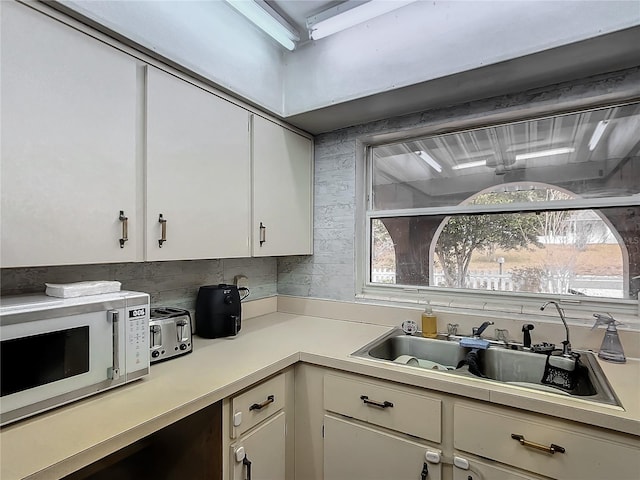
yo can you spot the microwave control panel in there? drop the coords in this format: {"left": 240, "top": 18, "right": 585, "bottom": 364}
{"left": 125, "top": 305, "right": 149, "bottom": 375}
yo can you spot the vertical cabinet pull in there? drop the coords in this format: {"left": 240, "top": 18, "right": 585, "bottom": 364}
{"left": 259, "top": 222, "right": 266, "bottom": 246}
{"left": 158, "top": 214, "right": 167, "bottom": 247}
{"left": 421, "top": 462, "right": 429, "bottom": 479}
{"left": 242, "top": 454, "right": 252, "bottom": 480}
{"left": 119, "top": 211, "right": 128, "bottom": 248}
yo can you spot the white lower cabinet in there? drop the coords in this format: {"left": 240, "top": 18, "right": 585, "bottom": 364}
{"left": 322, "top": 372, "right": 443, "bottom": 479}
{"left": 324, "top": 415, "right": 442, "bottom": 480}
{"left": 293, "top": 364, "right": 640, "bottom": 480}
{"left": 453, "top": 401, "right": 640, "bottom": 480}
{"left": 230, "top": 411, "right": 286, "bottom": 480}
{"left": 223, "top": 370, "right": 294, "bottom": 480}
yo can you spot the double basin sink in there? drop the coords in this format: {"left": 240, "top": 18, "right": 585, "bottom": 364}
{"left": 352, "top": 328, "right": 620, "bottom": 406}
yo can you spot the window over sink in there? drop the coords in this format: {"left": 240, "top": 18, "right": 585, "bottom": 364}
{"left": 363, "top": 101, "right": 640, "bottom": 318}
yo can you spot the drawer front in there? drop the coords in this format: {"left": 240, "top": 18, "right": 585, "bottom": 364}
{"left": 324, "top": 374, "right": 441, "bottom": 443}
{"left": 454, "top": 403, "right": 640, "bottom": 479}
{"left": 231, "top": 373, "right": 285, "bottom": 438}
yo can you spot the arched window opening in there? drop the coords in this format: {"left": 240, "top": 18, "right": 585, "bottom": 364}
{"left": 428, "top": 184, "right": 627, "bottom": 298}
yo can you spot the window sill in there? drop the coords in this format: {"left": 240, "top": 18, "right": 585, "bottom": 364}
{"left": 356, "top": 287, "right": 640, "bottom": 331}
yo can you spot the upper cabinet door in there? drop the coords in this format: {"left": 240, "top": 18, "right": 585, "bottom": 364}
{"left": 252, "top": 116, "right": 313, "bottom": 257}
{"left": 145, "top": 68, "right": 251, "bottom": 261}
{"left": 1, "top": 1, "right": 140, "bottom": 267}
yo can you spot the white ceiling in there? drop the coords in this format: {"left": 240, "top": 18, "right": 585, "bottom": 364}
{"left": 265, "top": 0, "right": 340, "bottom": 41}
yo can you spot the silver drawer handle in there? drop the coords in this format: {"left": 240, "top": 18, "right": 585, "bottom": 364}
{"left": 360, "top": 395, "right": 393, "bottom": 408}
{"left": 511, "top": 434, "right": 565, "bottom": 454}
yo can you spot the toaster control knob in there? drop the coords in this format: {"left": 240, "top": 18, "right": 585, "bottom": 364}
{"left": 179, "top": 343, "right": 187, "bottom": 351}
{"left": 224, "top": 295, "right": 233, "bottom": 305}
{"left": 151, "top": 350, "right": 160, "bottom": 358}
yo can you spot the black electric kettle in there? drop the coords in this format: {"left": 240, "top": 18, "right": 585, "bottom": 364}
{"left": 195, "top": 284, "right": 250, "bottom": 338}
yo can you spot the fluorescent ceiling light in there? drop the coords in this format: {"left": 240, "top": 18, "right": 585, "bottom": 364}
{"left": 588, "top": 120, "right": 610, "bottom": 151}
{"left": 451, "top": 160, "right": 487, "bottom": 170}
{"left": 515, "top": 147, "right": 575, "bottom": 161}
{"left": 226, "top": 0, "right": 299, "bottom": 50}
{"left": 307, "top": 0, "right": 417, "bottom": 40}
{"left": 415, "top": 151, "right": 442, "bottom": 173}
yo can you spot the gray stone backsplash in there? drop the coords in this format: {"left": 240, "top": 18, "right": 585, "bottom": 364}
{"left": 1, "top": 257, "right": 276, "bottom": 312}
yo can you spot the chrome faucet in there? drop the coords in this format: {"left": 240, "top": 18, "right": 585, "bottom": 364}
{"left": 540, "top": 301, "right": 572, "bottom": 357}
{"left": 472, "top": 321, "right": 494, "bottom": 338}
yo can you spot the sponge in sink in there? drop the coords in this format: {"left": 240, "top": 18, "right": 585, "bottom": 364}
{"left": 459, "top": 337, "right": 490, "bottom": 349}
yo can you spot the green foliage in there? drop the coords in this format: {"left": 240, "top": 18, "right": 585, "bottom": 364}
{"left": 435, "top": 191, "right": 543, "bottom": 287}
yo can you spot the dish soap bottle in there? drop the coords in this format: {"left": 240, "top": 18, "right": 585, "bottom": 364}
{"left": 592, "top": 313, "right": 626, "bottom": 363}
{"left": 422, "top": 303, "right": 438, "bottom": 338}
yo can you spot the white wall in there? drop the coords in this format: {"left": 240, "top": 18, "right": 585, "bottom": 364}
{"left": 57, "top": 0, "right": 640, "bottom": 123}
{"left": 59, "top": 0, "right": 285, "bottom": 113}
{"left": 283, "top": 0, "right": 640, "bottom": 115}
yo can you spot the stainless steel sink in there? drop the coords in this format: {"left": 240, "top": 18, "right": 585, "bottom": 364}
{"left": 352, "top": 328, "right": 620, "bottom": 406}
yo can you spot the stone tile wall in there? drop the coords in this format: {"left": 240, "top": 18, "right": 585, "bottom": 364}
{"left": 0, "top": 257, "right": 276, "bottom": 312}
{"left": 277, "top": 67, "right": 640, "bottom": 302}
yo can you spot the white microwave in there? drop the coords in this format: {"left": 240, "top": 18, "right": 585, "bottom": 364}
{"left": 0, "top": 291, "right": 150, "bottom": 426}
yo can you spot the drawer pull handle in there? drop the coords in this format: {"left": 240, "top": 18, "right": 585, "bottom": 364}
{"left": 511, "top": 434, "right": 566, "bottom": 454}
{"left": 249, "top": 395, "right": 274, "bottom": 411}
{"left": 360, "top": 395, "right": 394, "bottom": 409}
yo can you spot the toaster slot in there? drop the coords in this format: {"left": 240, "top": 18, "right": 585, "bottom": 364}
{"left": 150, "top": 324, "right": 162, "bottom": 348}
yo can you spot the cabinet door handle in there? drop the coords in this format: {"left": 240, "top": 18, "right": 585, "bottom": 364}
{"left": 119, "top": 211, "right": 128, "bottom": 248}
{"left": 360, "top": 395, "right": 393, "bottom": 408}
{"left": 242, "top": 454, "right": 252, "bottom": 480}
{"left": 158, "top": 214, "right": 167, "bottom": 247}
{"left": 249, "top": 394, "right": 274, "bottom": 411}
{"left": 259, "top": 222, "right": 266, "bottom": 246}
{"left": 511, "top": 434, "right": 565, "bottom": 454}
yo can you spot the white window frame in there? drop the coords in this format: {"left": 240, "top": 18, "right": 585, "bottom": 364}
{"left": 356, "top": 102, "right": 640, "bottom": 324}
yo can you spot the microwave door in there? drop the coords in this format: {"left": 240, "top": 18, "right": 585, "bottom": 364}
{"left": 0, "top": 308, "right": 123, "bottom": 419}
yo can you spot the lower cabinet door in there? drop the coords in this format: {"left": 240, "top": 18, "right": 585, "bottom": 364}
{"left": 230, "top": 411, "right": 286, "bottom": 480}
{"left": 453, "top": 454, "right": 544, "bottom": 480}
{"left": 324, "top": 414, "right": 442, "bottom": 480}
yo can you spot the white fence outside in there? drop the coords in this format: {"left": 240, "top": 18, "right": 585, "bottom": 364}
{"left": 371, "top": 269, "right": 513, "bottom": 290}
{"left": 370, "top": 269, "right": 621, "bottom": 296}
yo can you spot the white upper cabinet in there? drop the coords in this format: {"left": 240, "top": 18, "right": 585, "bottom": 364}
{"left": 145, "top": 67, "right": 251, "bottom": 261}
{"left": 252, "top": 116, "right": 313, "bottom": 257}
{"left": 1, "top": 1, "right": 140, "bottom": 267}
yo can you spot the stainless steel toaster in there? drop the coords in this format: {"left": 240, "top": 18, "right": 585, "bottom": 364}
{"left": 149, "top": 307, "right": 193, "bottom": 363}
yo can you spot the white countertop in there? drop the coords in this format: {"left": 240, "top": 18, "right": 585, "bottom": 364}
{"left": 1, "top": 311, "right": 639, "bottom": 479}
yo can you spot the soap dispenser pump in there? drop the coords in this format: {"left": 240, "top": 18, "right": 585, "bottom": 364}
{"left": 592, "top": 313, "right": 626, "bottom": 363}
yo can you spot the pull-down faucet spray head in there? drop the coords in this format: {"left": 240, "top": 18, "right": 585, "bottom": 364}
{"left": 540, "top": 300, "right": 572, "bottom": 357}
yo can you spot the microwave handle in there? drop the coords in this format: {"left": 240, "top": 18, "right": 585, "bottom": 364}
{"left": 108, "top": 310, "right": 120, "bottom": 380}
